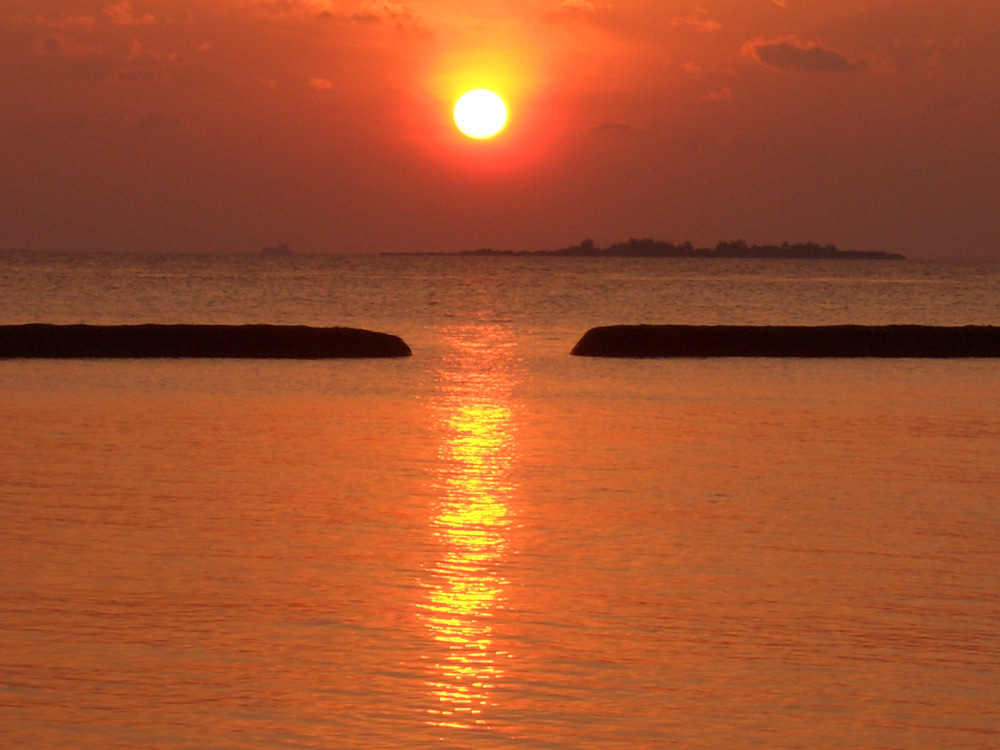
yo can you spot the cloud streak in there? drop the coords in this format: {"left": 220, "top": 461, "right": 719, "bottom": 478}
{"left": 743, "top": 37, "right": 868, "bottom": 72}
{"left": 559, "top": 0, "right": 597, "bottom": 13}
{"left": 104, "top": 1, "right": 155, "bottom": 27}
{"left": 702, "top": 86, "right": 733, "bottom": 101}
{"left": 673, "top": 11, "right": 721, "bottom": 33}
{"left": 352, "top": 1, "right": 411, "bottom": 24}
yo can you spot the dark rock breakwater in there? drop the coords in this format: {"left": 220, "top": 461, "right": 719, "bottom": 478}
{"left": 571, "top": 324, "right": 1000, "bottom": 358}
{"left": 0, "top": 324, "right": 412, "bottom": 359}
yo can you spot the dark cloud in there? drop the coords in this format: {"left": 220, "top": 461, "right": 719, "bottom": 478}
{"left": 746, "top": 39, "right": 868, "bottom": 73}
{"left": 257, "top": 0, "right": 309, "bottom": 13}
{"left": 351, "top": 1, "right": 411, "bottom": 24}
{"left": 31, "top": 33, "right": 106, "bottom": 66}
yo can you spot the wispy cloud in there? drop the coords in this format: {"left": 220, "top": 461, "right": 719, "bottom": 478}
{"left": 33, "top": 34, "right": 104, "bottom": 59}
{"left": 257, "top": 0, "right": 308, "bottom": 12}
{"left": 743, "top": 36, "right": 868, "bottom": 72}
{"left": 559, "top": 0, "right": 597, "bottom": 13}
{"left": 309, "top": 77, "right": 333, "bottom": 90}
{"left": 673, "top": 9, "right": 721, "bottom": 33}
{"left": 32, "top": 14, "right": 97, "bottom": 30}
{"left": 103, "top": 1, "right": 155, "bottom": 27}
{"left": 352, "top": 1, "right": 411, "bottom": 24}
{"left": 701, "top": 86, "right": 733, "bottom": 101}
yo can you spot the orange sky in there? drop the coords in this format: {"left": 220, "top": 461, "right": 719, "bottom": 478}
{"left": 2, "top": 1, "right": 998, "bottom": 257}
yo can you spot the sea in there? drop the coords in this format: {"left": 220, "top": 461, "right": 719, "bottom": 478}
{"left": 1, "top": 252, "right": 999, "bottom": 749}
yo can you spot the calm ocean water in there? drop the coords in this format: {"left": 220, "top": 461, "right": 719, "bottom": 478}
{"left": 2, "top": 253, "right": 999, "bottom": 748}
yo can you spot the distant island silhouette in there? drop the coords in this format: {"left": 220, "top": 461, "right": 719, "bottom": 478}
{"left": 392, "top": 238, "right": 904, "bottom": 260}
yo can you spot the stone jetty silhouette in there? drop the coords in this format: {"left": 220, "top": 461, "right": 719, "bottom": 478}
{"left": 0, "top": 324, "right": 411, "bottom": 359}
{"left": 571, "top": 325, "right": 1000, "bottom": 358}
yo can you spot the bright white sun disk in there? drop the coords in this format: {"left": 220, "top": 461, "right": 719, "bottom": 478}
{"left": 453, "top": 89, "right": 507, "bottom": 139}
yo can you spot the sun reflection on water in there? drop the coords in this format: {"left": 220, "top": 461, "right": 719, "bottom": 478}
{"left": 419, "top": 325, "right": 518, "bottom": 732}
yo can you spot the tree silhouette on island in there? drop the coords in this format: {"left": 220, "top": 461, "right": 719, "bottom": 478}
{"left": 457, "top": 238, "right": 904, "bottom": 260}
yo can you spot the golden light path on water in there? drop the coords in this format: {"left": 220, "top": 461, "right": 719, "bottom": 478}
{"left": 418, "top": 324, "right": 519, "bottom": 732}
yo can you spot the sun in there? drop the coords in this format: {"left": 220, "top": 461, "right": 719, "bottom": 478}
{"left": 453, "top": 89, "right": 507, "bottom": 139}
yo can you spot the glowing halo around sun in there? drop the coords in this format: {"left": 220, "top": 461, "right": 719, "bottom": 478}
{"left": 453, "top": 89, "right": 508, "bottom": 139}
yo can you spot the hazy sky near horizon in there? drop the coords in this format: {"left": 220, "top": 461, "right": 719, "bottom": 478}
{"left": 2, "top": 1, "right": 998, "bottom": 258}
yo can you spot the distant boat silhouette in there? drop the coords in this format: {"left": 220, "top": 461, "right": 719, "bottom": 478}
{"left": 262, "top": 243, "right": 293, "bottom": 256}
